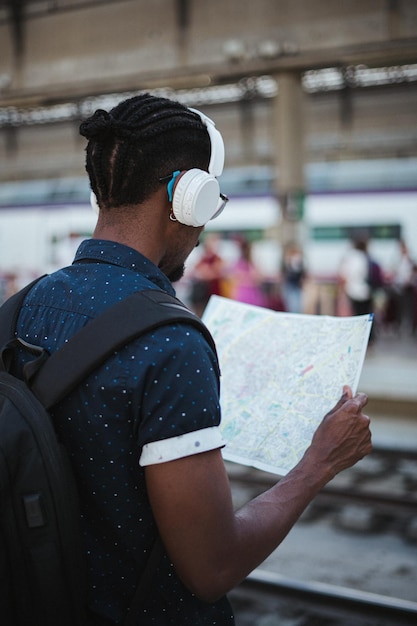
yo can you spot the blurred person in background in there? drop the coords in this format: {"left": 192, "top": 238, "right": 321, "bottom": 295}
{"left": 281, "top": 241, "right": 306, "bottom": 313}
{"left": 385, "top": 239, "right": 415, "bottom": 336}
{"left": 412, "top": 262, "right": 417, "bottom": 336}
{"left": 228, "top": 236, "right": 268, "bottom": 307}
{"left": 338, "top": 235, "right": 381, "bottom": 342}
{"left": 188, "top": 232, "right": 226, "bottom": 316}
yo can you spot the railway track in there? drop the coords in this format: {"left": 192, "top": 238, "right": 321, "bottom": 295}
{"left": 229, "top": 568, "right": 417, "bottom": 626}
{"left": 228, "top": 446, "right": 417, "bottom": 519}
{"left": 227, "top": 445, "right": 417, "bottom": 624}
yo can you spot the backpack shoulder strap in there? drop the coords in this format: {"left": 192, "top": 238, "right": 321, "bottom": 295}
{"left": 29, "top": 289, "right": 217, "bottom": 410}
{"left": 0, "top": 275, "right": 46, "bottom": 348}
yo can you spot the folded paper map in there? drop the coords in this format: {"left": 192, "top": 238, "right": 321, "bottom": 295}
{"left": 202, "top": 296, "right": 373, "bottom": 476}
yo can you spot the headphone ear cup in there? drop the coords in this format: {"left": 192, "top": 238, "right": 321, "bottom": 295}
{"left": 90, "top": 191, "right": 100, "bottom": 214}
{"left": 172, "top": 169, "right": 220, "bottom": 227}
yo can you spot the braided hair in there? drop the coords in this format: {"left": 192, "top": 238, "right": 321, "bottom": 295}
{"left": 79, "top": 93, "right": 211, "bottom": 209}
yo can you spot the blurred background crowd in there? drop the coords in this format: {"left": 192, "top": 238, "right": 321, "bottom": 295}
{"left": 176, "top": 232, "right": 417, "bottom": 344}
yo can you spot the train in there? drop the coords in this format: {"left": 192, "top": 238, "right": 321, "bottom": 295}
{"left": 0, "top": 158, "right": 416, "bottom": 294}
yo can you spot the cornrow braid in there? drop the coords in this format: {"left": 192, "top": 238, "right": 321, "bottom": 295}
{"left": 79, "top": 94, "right": 211, "bottom": 209}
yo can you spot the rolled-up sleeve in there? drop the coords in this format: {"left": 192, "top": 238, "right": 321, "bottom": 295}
{"left": 139, "top": 426, "right": 225, "bottom": 465}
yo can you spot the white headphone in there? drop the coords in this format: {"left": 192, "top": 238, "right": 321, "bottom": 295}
{"left": 90, "top": 190, "right": 100, "bottom": 215}
{"left": 90, "top": 107, "right": 226, "bottom": 227}
{"left": 169, "top": 108, "right": 225, "bottom": 227}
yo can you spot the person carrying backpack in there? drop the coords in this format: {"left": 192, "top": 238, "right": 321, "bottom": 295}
{"left": 5, "top": 94, "right": 372, "bottom": 625}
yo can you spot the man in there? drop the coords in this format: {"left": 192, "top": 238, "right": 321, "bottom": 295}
{"left": 339, "top": 236, "right": 374, "bottom": 317}
{"left": 16, "top": 94, "right": 372, "bottom": 625}
{"left": 338, "top": 235, "right": 379, "bottom": 343}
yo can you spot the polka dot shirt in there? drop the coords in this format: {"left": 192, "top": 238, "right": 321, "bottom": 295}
{"left": 16, "top": 239, "right": 235, "bottom": 625}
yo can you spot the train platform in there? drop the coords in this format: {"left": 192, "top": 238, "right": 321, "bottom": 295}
{"left": 358, "top": 331, "right": 417, "bottom": 451}
{"left": 360, "top": 332, "right": 417, "bottom": 401}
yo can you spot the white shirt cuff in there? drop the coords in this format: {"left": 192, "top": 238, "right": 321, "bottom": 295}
{"left": 139, "top": 426, "right": 225, "bottom": 466}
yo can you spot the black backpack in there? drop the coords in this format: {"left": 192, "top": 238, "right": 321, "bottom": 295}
{"left": 0, "top": 278, "right": 217, "bottom": 626}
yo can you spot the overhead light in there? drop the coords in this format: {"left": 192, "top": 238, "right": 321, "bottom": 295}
{"left": 257, "top": 40, "right": 282, "bottom": 59}
{"left": 0, "top": 74, "right": 11, "bottom": 90}
{"left": 223, "top": 39, "right": 247, "bottom": 62}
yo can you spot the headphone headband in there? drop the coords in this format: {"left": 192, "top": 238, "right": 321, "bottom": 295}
{"left": 188, "top": 107, "right": 225, "bottom": 177}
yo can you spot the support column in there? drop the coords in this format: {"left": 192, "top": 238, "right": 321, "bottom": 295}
{"left": 273, "top": 71, "right": 306, "bottom": 247}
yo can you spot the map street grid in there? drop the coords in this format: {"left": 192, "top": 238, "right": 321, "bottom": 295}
{"left": 202, "top": 296, "right": 373, "bottom": 476}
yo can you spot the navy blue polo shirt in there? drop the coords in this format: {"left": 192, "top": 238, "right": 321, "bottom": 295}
{"left": 16, "top": 239, "right": 234, "bottom": 625}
